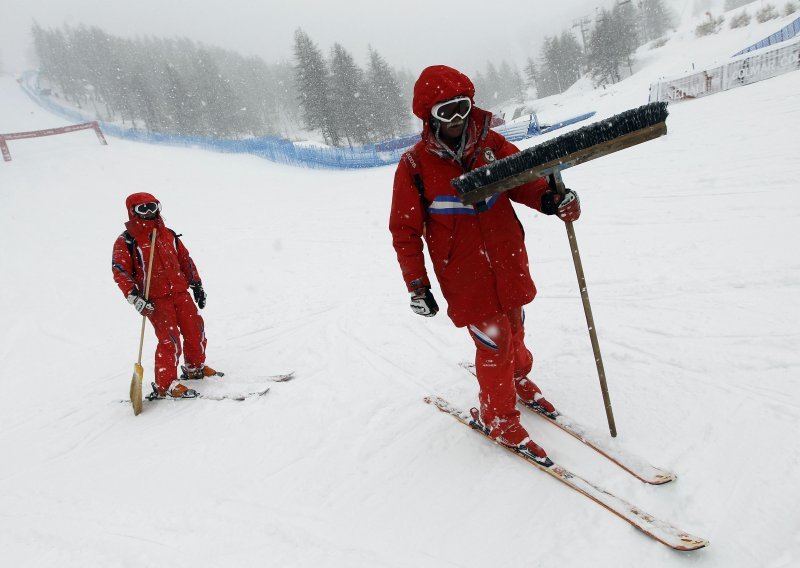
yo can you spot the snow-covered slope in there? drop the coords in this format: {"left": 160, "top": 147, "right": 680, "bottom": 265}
{"left": 505, "top": 4, "right": 800, "bottom": 127}
{"left": 1, "top": 16, "right": 799, "bottom": 568}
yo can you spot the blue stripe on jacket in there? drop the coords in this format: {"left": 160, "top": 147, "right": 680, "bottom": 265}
{"left": 427, "top": 194, "right": 500, "bottom": 216}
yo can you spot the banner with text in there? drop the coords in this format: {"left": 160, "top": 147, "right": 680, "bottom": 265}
{"left": 649, "top": 39, "right": 800, "bottom": 103}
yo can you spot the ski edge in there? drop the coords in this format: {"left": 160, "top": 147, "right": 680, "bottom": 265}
{"left": 424, "top": 395, "right": 708, "bottom": 551}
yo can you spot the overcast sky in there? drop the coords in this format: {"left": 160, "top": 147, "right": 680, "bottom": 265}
{"left": 1, "top": 0, "right": 695, "bottom": 76}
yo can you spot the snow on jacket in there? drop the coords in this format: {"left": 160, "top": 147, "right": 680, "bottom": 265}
{"left": 389, "top": 65, "right": 550, "bottom": 327}
{"left": 111, "top": 192, "right": 201, "bottom": 299}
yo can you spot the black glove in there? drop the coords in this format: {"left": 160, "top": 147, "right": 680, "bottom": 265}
{"left": 190, "top": 282, "right": 207, "bottom": 309}
{"left": 127, "top": 291, "right": 154, "bottom": 317}
{"left": 541, "top": 188, "right": 581, "bottom": 222}
{"left": 410, "top": 286, "right": 439, "bottom": 317}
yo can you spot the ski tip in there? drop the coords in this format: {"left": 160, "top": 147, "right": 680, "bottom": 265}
{"left": 271, "top": 371, "right": 295, "bottom": 382}
{"left": 650, "top": 472, "right": 678, "bottom": 485}
{"left": 424, "top": 396, "right": 458, "bottom": 415}
{"left": 675, "top": 535, "right": 710, "bottom": 551}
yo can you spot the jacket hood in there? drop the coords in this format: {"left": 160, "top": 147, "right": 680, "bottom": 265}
{"left": 125, "top": 192, "right": 160, "bottom": 221}
{"left": 412, "top": 65, "right": 475, "bottom": 121}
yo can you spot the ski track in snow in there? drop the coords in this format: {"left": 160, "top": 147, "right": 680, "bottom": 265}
{"left": 2, "top": 15, "right": 800, "bottom": 568}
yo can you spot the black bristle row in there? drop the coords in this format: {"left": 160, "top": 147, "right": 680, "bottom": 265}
{"left": 453, "top": 101, "right": 669, "bottom": 194}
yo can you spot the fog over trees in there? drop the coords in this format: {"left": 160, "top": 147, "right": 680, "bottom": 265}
{"left": 466, "top": 0, "right": 676, "bottom": 106}
{"left": 292, "top": 33, "right": 410, "bottom": 148}
{"left": 529, "top": 0, "right": 676, "bottom": 95}
{"left": 31, "top": 0, "right": 677, "bottom": 144}
{"left": 32, "top": 23, "right": 413, "bottom": 145}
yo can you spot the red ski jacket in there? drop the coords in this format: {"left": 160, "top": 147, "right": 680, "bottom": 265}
{"left": 111, "top": 192, "right": 201, "bottom": 300}
{"left": 390, "top": 66, "right": 550, "bottom": 327}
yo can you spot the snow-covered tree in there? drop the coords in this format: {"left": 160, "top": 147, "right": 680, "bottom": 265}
{"left": 328, "top": 43, "right": 368, "bottom": 147}
{"left": 365, "top": 47, "right": 409, "bottom": 141}
{"left": 538, "top": 32, "right": 583, "bottom": 96}
{"left": 588, "top": 9, "right": 623, "bottom": 85}
{"left": 639, "top": 0, "right": 676, "bottom": 42}
{"left": 293, "top": 28, "right": 338, "bottom": 146}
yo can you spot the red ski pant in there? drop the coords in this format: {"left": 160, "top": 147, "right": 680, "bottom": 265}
{"left": 468, "top": 308, "right": 533, "bottom": 430}
{"left": 146, "top": 291, "right": 206, "bottom": 389}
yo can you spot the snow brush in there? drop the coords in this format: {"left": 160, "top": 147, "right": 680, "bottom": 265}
{"left": 451, "top": 101, "right": 669, "bottom": 204}
{"left": 453, "top": 102, "right": 669, "bottom": 438}
{"left": 130, "top": 228, "right": 158, "bottom": 416}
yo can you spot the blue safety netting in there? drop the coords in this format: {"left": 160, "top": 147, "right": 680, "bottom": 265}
{"left": 733, "top": 16, "right": 800, "bottom": 56}
{"left": 18, "top": 70, "right": 593, "bottom": 169}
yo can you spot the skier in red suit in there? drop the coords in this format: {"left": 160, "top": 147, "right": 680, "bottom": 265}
{"left": 112, "top": 192, "right": 216, "bottom": 398}
{"left": 389, "top": 66, "right": 581, "bottom": 457}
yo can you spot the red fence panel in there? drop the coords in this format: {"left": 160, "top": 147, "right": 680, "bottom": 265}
{"left": 1, "top": 121, "right": 107, "bottom": 162}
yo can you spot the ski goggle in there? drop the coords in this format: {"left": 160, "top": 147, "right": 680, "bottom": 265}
{"left": 431, "top": 96, "right": 472, "bottom": 123}
{"left": 133, "top": 202, "right": 161, "bottom": 216}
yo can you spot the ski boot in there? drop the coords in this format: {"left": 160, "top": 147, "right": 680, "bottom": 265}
{"left": 514, "top": 377, "right": 558, "bottom": 418}
{"left": 469, "top": 408, "right": 552, "bottom": 466}
{"left": 146, "top": 380, "right": 198, "bottom": 400}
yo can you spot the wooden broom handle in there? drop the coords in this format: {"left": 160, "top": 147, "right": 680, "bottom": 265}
{"left": 550, "top": 172, "right": 618, "bottom": 437}
{"left": 136, "top": 228, "right": 158, "bottom": 366}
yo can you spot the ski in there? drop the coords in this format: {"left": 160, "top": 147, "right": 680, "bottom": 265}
{"left": 181, "top": 367, "right": 295, "bottom": 383}
{"left": 460, "top": 362, "right": 675, "bottom": 485}
{"left": 145, "top": 382, "right": 269, "bottom": 401}
{"left": 119, "top": 385, "right": 270, "bottom": 404}
{"left": 425, "top": 395, "right": 708, "bottom": 551}
{"left": 141, "top": 389, "right": 270, "bottom": 402}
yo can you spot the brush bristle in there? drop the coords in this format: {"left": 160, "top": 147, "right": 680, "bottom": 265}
{"left": 453, "top": 102, "right": 668, "bottom": 195}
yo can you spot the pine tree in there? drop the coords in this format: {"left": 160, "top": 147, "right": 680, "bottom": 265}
{"left": 207, "top": 47, "right": 274, "bottom": 136}
{"left": 270, "top": 60, "right": 303, "bottom": 138}
{"left": 540, "top": 36, "right": 564, "bottom": 96}
{"left": 587, "top": 8, "right": 625, "bottom": 85}
{"left": 395, "top": 68, "right": 415, "bottom": 111}
{"left": 523, "top": 57, "right": 538, "bottom": 93}
{"left": 163, "top": 62, "right": 195, "bottom": 134}
{"left": 612, "top": 0, "right": 640, "bottom": 75}
{"left": 510, "top": 65, "right": 526, "bottom": 103}
{"left": 365, "top": 47, "right": 409, "bottom": 141}
{"left": 127, "top": 61, "right": 160, "bottom": 131}
{"left": 640, "top": 0, "right": 676, "bottom": 42}
{"left": 498, "top": 61, "right": 525, "bottom": 104}
{"left": 293, "top": 28, "right": 338, "bottom": 145}
{"left": 485, "top": 62, "right": 501, "bottom": 104}
{"left": 328, "top": 43, "right": 368, "bottom": 147}
{"left": 185, "top": 49, "right": 233, "bottom": 136}
{"left": 558, "top": 31, "right": 584, "bottom": 89}
{"left": 472, "top": 70, "right": 489, "bottom": 107}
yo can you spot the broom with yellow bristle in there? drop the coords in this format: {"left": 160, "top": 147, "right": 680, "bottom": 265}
{"left": 130, "top": 228, "right": 158, "bottom": 416}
